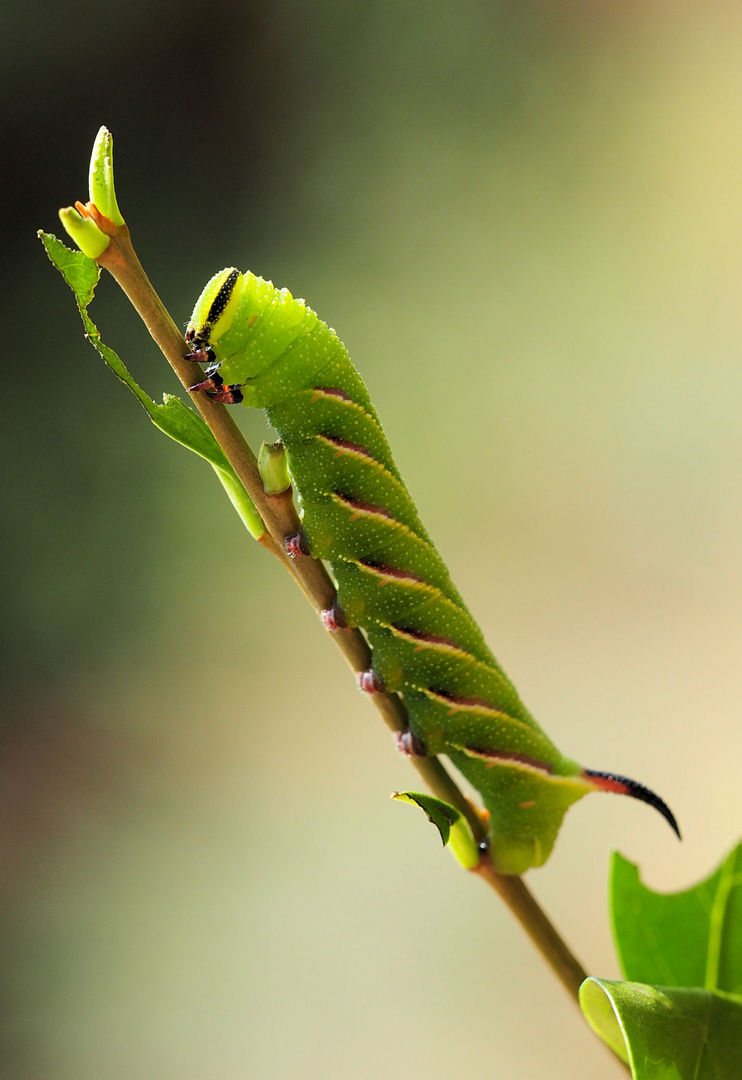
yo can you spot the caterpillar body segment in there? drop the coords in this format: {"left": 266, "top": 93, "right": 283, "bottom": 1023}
{"left": 187, "top": 268, "right": 680, "bottom": 874}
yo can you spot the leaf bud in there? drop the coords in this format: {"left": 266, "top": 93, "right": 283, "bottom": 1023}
{"left": 88, "top": 126, "right": 125, "bottom": 227}
{"left": 258, "top": 441, "right": 291, "bottom": 495}
{"left": 58, "top": 205, "right": 110, "bottom": 259}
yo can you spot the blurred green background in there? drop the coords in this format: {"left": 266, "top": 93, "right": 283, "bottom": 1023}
{"left": 2, "top": 1, "right": 742, "bottom": 1076}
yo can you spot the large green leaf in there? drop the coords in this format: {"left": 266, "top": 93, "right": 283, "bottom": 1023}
{"left": 611, "top": 845, "right": 742, "bottom": 993}
{"left": 40, "top": 231, "right": 264, "bottom": 538}
{"left": 580, "top": 978, "right": 742, "bottom": 1079}
{"left": 581, "top": 845, "right": 742, "bottom": 1076}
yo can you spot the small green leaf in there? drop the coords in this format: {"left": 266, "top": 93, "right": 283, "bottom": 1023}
{"left": 580, "top": 977, "right": 742, "bottom": 1079}
{"left": 391, "top": 791, "right": 479, "bottom": 869}
{"left": 393, "top": 791, "right": 457, "bottom": 845}
{"left": 611, "top": 844, "right": 742, "bottom": 993}
{"left": 40, "top": 230, "right": 264, "bottom": 539}
{"left": 41, "top": 230, "right": 100, "bottom": 301}
{"left": 149, "top": 393, "right": 231, "bottom": 471}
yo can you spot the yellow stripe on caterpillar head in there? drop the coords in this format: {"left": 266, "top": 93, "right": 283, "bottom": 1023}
{"left": 186, "top": 267, "right": 244, "bottom": 350}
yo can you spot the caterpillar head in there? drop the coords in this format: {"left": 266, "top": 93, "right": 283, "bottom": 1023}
{"left": 187, "top": 267, "right": 319, "bottom": 391}
{"left": 186, "top": 267, "right": 243, "bottom": 351}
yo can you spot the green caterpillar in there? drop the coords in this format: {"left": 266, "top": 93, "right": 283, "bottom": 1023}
{"left": 185, "top": 267, "right": 679, "bottom": 875}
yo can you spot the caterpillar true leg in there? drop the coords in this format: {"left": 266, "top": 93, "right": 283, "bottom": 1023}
{"left": 189, "top": 370, "right": 244, "bottom": 404}
{"left": 185, "top": 341, "right": 244, "bottom": 403}
{"left": 184, "top": 344, "right": 218, "bottom": 368}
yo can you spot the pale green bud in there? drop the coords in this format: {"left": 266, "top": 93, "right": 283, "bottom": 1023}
{"left": 58, "top": 206, "right": 110, "bottom": 259}
{"left": 88, "top": 126, "right": 125, "bottom": 227}
{"left": 258, "top": 441, "right": 291, "bottom": 495}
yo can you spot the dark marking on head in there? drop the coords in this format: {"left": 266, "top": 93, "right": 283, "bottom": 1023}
{"left": 583, "top": 769, "right": 681, "bottom": 839}
{"left": 205, "top": 268, "right": 240, "bottom": 329}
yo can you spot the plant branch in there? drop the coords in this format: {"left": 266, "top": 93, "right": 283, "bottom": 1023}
{"left": 93, "top": 220, "right": 604, "bottom": 1022}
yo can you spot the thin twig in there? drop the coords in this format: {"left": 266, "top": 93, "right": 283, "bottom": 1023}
{"left": 474, "top": 863, "right": 588, "bottom": 996}
{"left": 91, "top": 219, "right": 609, "bottom": 1026}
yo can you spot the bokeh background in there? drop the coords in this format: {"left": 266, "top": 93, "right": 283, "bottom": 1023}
{"left": 2, "top": 1, "right": 742, "bottom": 1077}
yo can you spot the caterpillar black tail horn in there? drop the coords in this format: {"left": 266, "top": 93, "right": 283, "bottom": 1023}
{"left": 583, "top": 769, "right": 681, "bottom": 840}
